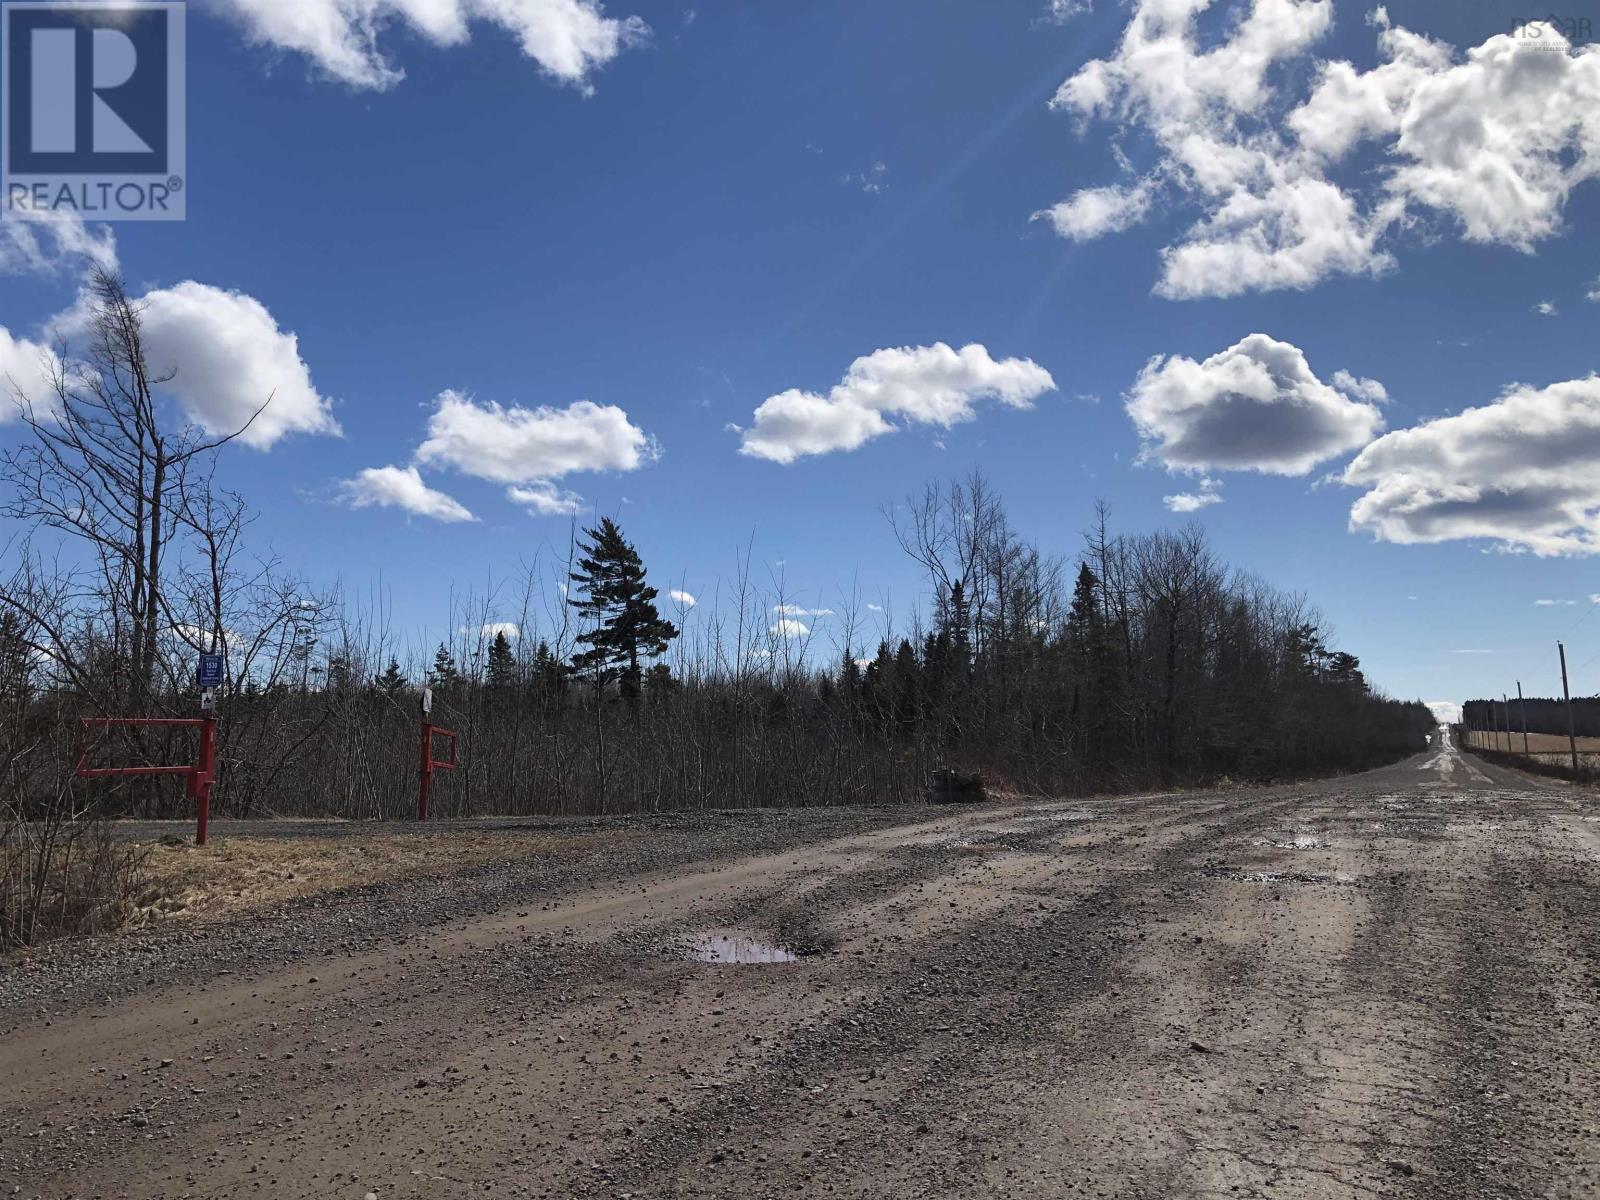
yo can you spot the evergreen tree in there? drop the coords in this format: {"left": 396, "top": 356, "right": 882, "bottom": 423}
{"left": 326, "top": 652, "right": 357, "bottom": 694}
{"left": 428, "top": 643, "right": 460, "bottom": 690}
{"left": 487, "top": 631, "right": 517, "bottom": 691}
{"left": 373, "top": 658, "right": 407, "bottom": 697}
{"left": 531, "top": 641, "right": 567, "bottom": 705}
{"left": 568, "top": 518, "right": 679, "bottom": 701}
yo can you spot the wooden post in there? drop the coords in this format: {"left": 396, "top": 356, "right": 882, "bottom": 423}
{"left": 1560, "top": 641, "right": 1580, "bottom": 772}
{"left": 1517, "top": 681, "right": 1529, "bottom": 755}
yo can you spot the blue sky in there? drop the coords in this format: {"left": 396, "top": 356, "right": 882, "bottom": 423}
{"left": 3, "top": 0, "right": 1600, "bottom": 713}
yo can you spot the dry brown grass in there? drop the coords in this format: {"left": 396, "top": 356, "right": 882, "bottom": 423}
{"left": 131, "top": 828, "right": 638, "bottom": 924}
{"left": 1464, "top": 730, "right": 1600, "bottom": 759}
{"left": 2, "top": 818, "right": 151, "bottom": 950}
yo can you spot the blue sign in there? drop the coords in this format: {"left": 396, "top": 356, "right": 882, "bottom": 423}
{"left": 197, "top": 653, "right": 223, "bottom": 689}
{"left": 3, "top": 2, "right": 188, "bottom": 221}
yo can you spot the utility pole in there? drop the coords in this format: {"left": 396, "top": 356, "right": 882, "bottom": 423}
{"left": 1517, "top": 681, "right": 1529, "bottom": 755}
{"left": 1559, "top": 641, "right": 1580, "bottom": 772}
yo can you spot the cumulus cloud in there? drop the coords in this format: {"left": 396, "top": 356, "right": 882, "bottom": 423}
{"left": 1536, "top": 301, "right": 1559, "bottom": 316}
{"left": 669, "top": 590, "right": 697, "bottom": 608}
{"left": 1043, "top": 3, "right": 1600, "bottom": 298}
{"left": 203, "top": 0, "right": 648, "bottom": 93}
{"left": 770, "top": 618, "right": 810, "bottom": 638}
{"left": 1034, "top": 179, "right": 1155, "bottom": 240}
{"left": 1343, "top": 374, "right": 1600, "bottom": 555}
{"left": 126, "top": 282, "right": 342, "bottom": 448}
{"left": 1127, "top": 334, "right": 1384, "bottom": 478}
{"left": 0, "top": 328, "right": 64, "bottom": 422}
{"left": 740, "top": 343, "right": 1056, "bottom": 464}
{"left": 478, "top": 622, "right": 520, "bottom": 640}
{"left": 419, "top": 390, "right": 653, "bottom": 483}
{"left": 774, "top": 604, "right": 834, "bottom": 618}
{"left": 1427, "top": 700, "right": 1462, "bottom": 725}
{"left": 337, "top": 466, "right": 476, "bottom": 522}
{"left": 1331, "top": 369, "right": 1388, "bottom": 404}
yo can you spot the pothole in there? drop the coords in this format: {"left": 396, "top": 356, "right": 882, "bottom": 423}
{"left": 684, "top": 930, "right": 800, "bottom": 964}
{"left": 1204, "top": 866, "right": 1354, "bottom": 886}
{"left": 1257, "top": 833, "right": 1327, "bottom": 850}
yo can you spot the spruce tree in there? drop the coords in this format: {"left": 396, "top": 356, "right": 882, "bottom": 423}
{"left": 568, "top": 518, "right": 678, "bottom": 701}
{"left": 374, "top": 658, "right": 407, "bottom": 697}
{"left": 487, "top": 631, "right": 517, "bottom": 691}
{"left": 429, "top": 643, "right": 460, "bottom": 691}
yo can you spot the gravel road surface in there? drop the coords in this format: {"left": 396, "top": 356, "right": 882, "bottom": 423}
{"left": 4, "top": 729, "right": 1597, "bottom": 1199}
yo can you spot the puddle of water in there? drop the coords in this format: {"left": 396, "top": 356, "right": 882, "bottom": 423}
{"left": 686, "top": 931, "right": 799, "bottom": 964}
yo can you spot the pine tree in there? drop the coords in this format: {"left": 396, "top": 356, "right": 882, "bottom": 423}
{"left": 487, "top": 631, "right": 517, "bottom": 691}
{"left": 568, "top": 518, "right": 678, "bottom": 702}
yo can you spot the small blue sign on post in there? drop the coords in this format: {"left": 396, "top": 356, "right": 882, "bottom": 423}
{"left": 197, "top": 653, "right": 223, "bottom": 689}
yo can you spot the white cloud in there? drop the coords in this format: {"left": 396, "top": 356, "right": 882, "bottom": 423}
{"left": 1043, "top": 4, "right": 1600, "bottom": 298}
{"left": 1034, "top": 179, "right": 1155, "bottom": 240}
{"left": 507, "top": 482, "right": 583, "bottom": 516}
{"left": 135, "top": 282, "right": 342, "bottom": 448}
{"left": 770, "top": 618, "right": 810, "bottom": 638}
{"left": 740, "top": 343, "right": 1056, "bottom": 464}
{"left": 337, "top": 465, "right": 476, "bottom": 522}
{"left": 1127, "top": 334, "right": 1384, "bottom": 477}
{"left": 774, "top": 604, "right": 834, "bottom": 618}
{"left": 1331, "top": 369, "right": 1389, "bottom": 405}
{"left": 845, "top": 163, "right": 889, "bottom": 194}
{"left": 1534, "top": 598, "right": 1577, "bottom": 606}
{"left": 0, "top": 207, "right": 118, "bottom": 277}
{"left": 0, "top": 328, "right": 64, "bottom": 422}
{"left": 203, "top": 0, "right": 648, "bottom": 93}
{"left": 1044, "top": 0, "right": 1092, "bottom": 21}
{"left": 478, "top": 622, "right": 520, "bottom": 640}
{"left": 1164, "top": 487, "right": 1222, "bottom": 513}
{"left": 1589, "top": 278, "right": 1600, "bottom": 302}
{"left": 866, "top": 603, "right": 884, "bottom": 612}
{"left": 418, "top": 390, "right": 654, "bottom": 483}
{"left": 1427, "top": 700, "right": 1461, "bottom": 724}
{"left": 669, "top": 589, "right": 697, "bottom": 607}
{"left": 1536, "top": 301, "right": 1559, "bottom": 316}
{"left": 1343, "top": 374, "right": 1600, "bottom": 556}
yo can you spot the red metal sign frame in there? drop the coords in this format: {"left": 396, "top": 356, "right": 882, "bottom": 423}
{"left": 418, "top": 722, "right": 458, "bottom": 822}
{"left": 74, "top": 716, "right": 219, "bottom": 845}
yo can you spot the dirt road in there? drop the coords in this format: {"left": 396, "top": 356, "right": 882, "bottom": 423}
{"left": 5, "top": 731, "right": 1599, "bottom": 1199}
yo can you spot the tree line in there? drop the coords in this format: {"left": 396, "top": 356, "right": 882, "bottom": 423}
{"left": 1462, "top": 695, "right": 1600, "bottom": 740}
{"left": 0, "top": 274, "right": 1436, "bottom": 821}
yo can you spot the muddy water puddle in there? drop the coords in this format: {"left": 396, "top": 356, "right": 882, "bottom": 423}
{"left": 685, "top": 930, "right": 800, "bottom": 964}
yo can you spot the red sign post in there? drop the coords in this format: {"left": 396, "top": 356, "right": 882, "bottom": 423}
{"left": 74, "top": 715, "right": 219, "bottom": 845}
{"left": 417, "top": 687, "right": 458, "bottom": 822}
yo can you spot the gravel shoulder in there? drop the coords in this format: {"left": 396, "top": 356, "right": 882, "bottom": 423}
{"left": 3, "top": 733, "right": 1597, "bottom": 1199}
